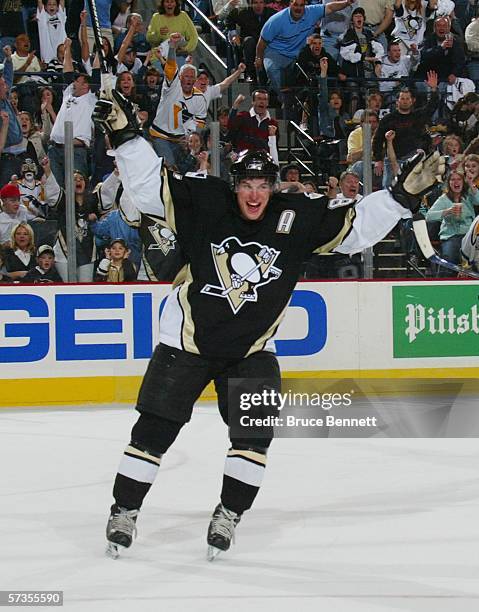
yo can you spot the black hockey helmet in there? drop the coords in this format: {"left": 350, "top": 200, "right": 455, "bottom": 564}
{"left": 230, "top": 150, "right": 279, "bottom": 187}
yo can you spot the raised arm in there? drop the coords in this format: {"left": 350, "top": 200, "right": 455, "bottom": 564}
{"left": 79, "top": 10, "right": 90, "bottom": 63}
{"left": 117, "top": 21, "right": 137, "bottom": 66}
{"left": 326, "top": 0, "right": 355, "bottom": 14}
{"left": 373, "top": 7, "right": 393, "bottom": 38}
{"left": 219, "top": 62, "right": 246, "bottom": 93}
{"left": 0, "top": 111, "right": 9, "bottom": 154}
{"left": 63, "top": 37, "right": 74, "bottom": 73}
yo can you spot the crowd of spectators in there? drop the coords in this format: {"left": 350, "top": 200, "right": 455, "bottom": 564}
{"left": 1, "top": 0, "right": 479, "bottom": 282}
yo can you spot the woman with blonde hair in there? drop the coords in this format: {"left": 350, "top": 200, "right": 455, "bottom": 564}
{"left": 442, "top": 134, "right": 464, "bottom": 170}
{"left": 3, "top": 222, "right": 36, "bottom": 280}
{"left": 463, "top": 153, "right": 479, "bottom": 189}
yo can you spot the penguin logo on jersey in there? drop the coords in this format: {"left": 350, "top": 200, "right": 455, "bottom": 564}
{"left": 148, "top": 222, "right": 177, "bottom": 255}
{"left": 201, "top": 237, "right": 282, "bottom": 314}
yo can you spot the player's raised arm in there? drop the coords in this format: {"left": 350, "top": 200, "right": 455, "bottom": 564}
{"left": 93, "top": 91, "right": 166, "bottom": 219}
{"left": 334, "top": 152, "right": 446, "bottom": 255}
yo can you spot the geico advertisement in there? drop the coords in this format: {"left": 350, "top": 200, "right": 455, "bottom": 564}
{"left": 0, "top": 284, "right": 356, "bottom": 377}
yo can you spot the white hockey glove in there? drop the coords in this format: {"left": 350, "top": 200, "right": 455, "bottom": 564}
{"left": 390, "top": 151, "right": 446, "bottom": 213}
{"left": 96, "top": 258, "right": 111, "bottom": 276}
{"left": 92, "top": 90, "right": 141, "bottom": 148}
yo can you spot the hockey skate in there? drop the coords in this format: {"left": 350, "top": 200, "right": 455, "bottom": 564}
{"left": 206, "top": 503, "right": 241, "bottom": 561}
{"left": 105, "top": 504, "right": 139, "bottom": 559}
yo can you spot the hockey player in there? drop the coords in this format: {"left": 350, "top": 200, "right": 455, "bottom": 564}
{"left": 93, "top": 89, "right": 445, "bottom": 561}
{"left": 461, "top": 215, "right": 479, "bottom": 272}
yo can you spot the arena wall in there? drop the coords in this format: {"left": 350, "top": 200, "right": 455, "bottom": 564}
{"left": 1, "top": 280, "right": 478, "bottom": 407}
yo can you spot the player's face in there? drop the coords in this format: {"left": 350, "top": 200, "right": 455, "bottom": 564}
{"left": 38, "top": 253, "right": 54, "bottom": 271}
{"left": 290, "top": 0, "right": 305, "bottom": 21}
{"left": 388, "top": 44, "right": 402, "bottom": 62}
{"left": 236, "top": 178, "right": 273, "bottom": 221}
{"left": 46, "top": 0, "right": 58, "bottom": 15}
{"left": 340, "top": 174, "right": 360, "bottom": 198}
{"left": 14, "top": 225, "right": 31, "bottom": 249}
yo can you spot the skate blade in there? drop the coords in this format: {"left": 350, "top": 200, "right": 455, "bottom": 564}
{"left": 106, "top": 542, "right": 125, "bottom": 559}
{"left": 206, "top": 545, "right": 223, "bottom": 562}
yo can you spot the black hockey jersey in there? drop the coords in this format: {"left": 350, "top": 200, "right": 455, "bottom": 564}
{"left": 157, "top": 171, "right": 355, "bottom": 359}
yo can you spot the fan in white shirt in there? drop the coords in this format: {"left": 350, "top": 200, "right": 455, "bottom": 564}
{"left": 37, "top": 0, "right": 67, "bottom": 64}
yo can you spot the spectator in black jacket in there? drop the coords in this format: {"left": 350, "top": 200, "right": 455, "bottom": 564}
{"left": 416, "top": 16, "right": 466, "bottom": 85}
{"left": 22, "top": 244, "right": 63, "bottom": 283}
{"left": 373, "top": 69, "right": 439, "bottom": 187}
{"left": 338, "top": 7, "right": 384, "bottom": 80}
{"left": 226, "top": 0, "right": 275, "bottom": 82}
{"left": 296, "top": 33, "right": 345, "bottom": 85}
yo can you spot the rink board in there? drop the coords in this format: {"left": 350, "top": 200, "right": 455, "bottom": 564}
{"left": 1, "top": 280, "right": 478, "bottom": 406}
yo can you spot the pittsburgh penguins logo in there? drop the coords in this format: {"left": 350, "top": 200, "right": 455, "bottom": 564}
{"left": 148, "top": 222, "right": 177, "bottom": 255}
{"left": 403, "top": 14, "right": 422, "bottom": 39}
{"left": 201, "top": 237, "right": 282, "bottom": 314}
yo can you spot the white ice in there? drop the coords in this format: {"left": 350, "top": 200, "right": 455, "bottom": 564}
{"left": 1, "top": 403, "right": 479, "bottom": 612}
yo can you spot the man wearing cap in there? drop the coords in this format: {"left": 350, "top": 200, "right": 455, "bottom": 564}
{"left": 47, "top": 37, "right": 97, "bottom": 187}
{"left": 116, "top": 16, "right": 146, "bottom": 76}
{"left": 358, "top": 0, "right": 393, "bottom": 55}
{"left": 194, "top": 63, "right": 246, "bottom": 108}
{"left": 338, "top": 7, "right": 384, "bottom": 80}
{"left": 0, "top": 46, "right": 28, "bottom": 187}
{"left": 22, "top": 244, "right": 63, "bottom": 283}
{"left": 0, "top": 183, "right": 37, "bottom": 246}
{"left": 254, "top": 0, "right": 356, "bottom": 97}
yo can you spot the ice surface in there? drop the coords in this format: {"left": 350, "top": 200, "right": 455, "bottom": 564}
{"left": 1, "top": 403, "right": 479, "bottom": 612}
